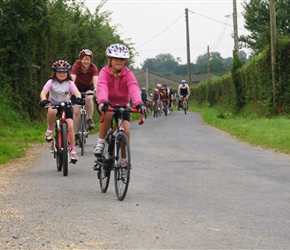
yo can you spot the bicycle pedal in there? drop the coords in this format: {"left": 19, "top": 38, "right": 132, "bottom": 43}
{"left": 93, "top": 161, "right": 99, "bottom": 171}
{"left": 71, "top": 159, "right": 77, "bottom": 164}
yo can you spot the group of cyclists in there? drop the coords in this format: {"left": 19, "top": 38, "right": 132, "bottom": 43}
{"left": 39, "top": 42, "right": 190, "bottom": 164}
{"left": 39, "top": 44, "right": 146, "bottom": 164}
{"left": 141, "top": 80, "right": 191, "bottom": 115}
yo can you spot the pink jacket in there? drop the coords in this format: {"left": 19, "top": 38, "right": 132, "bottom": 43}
{"left": 97, "top": 66, "right": 143, "bottom": 107}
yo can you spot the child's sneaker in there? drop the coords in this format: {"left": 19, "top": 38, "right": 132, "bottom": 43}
{"left": 45, "top": 130, "right": 53, "bottom": 142}
{"left": 70, "top": 150, "right": 78, "bottom": 164}
{"left": 93, "top": 143, "right": 105, "bottom": 156}
{"left": 121, "top": 159, "right": 127, "bottom": 167}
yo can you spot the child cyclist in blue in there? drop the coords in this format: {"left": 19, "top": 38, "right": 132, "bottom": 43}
{"left": 39, "top": 60, "right": 84, "bottom": 163}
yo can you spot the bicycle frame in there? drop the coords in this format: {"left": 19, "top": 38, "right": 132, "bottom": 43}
{"left": 77, "top": 92, "right": 94, "bottom": 155}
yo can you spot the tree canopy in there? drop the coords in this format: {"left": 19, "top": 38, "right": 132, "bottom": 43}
{"left": 0, "top": 0, "right": 131, "bottom": 120}
{"left": 240, "top": 0, "right": 290, "bottom": 53}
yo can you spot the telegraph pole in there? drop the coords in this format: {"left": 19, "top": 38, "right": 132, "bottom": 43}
{"left": 207, "top": 45, "right": 210, "bottom": 81}
{"left": 233, "top": 0, "right": 239, "bottom": 54}
{"left": 270, "top": 0, "right": 277, "bottom": 114}
{"left": 185, "top": 8, "right": 191, "bottom": 84}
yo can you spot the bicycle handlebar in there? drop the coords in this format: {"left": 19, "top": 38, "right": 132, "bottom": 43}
{"left": 100, "top": 106, "right": 146, "bottom": 125}
{"left": 80, "top": 92, "right": 94, "bottom": 98}
{"left": 44, "top": 101, "right": 72, "bottom": 109}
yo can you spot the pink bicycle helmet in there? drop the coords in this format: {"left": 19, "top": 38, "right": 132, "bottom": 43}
{"left": 52, "top": 60, "right": 70, "bottom": 72}
{"left": 79, "top": 49, "right": 93, "bottom": 58}
{"left": 105, "top": 44, "right": 130, "bottom": 59}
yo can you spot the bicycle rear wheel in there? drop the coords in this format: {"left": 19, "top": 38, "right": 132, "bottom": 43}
{"left": 62, "top": 123, "right": 68, "bottom": 176}
{"left": 114, "top": 133, "right": 130, "bottom": 201}
{"left": 98, "top": 140, "right": 111, "bottom": 192}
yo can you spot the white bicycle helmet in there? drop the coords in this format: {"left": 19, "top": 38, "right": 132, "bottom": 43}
{"left": 79, "top": 49, "right": 93, "bottom": 58}
{"left": 105, "top": 44, "right": 130, "bottom": 59}
{"left": 156, "top": 83, "right": 162, "bottom": 88}
{"left": 181, "top": 80, "right": 186, "bottom": 83}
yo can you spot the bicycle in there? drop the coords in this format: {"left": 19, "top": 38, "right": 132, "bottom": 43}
{"left": 77, "top": 92, "right": 94, "bottom": 156}
{"left": 153, "top": 100, "right": 159, "bottom": 118}
{"left": 181, "top": 95, "right": 188, "bottom": 114}
{"left": 162, "top": 99, "right": 168, "bottom": 116}
{"left": 45, "top": 101, "right": 75, "bottom": 176}
{"left": 94, "top": 103, "right": 146, "bottom": 201}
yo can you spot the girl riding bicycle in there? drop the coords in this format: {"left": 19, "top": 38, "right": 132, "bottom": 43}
{"left": 39, "top": 60, "right": 83, "bottom": 162}
{"left": 94, "top": 44, "right": 144, "bottom": 166}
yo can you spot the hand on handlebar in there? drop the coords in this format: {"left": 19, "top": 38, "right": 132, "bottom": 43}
{"left": 39, "top": 100, "right": 51, "bottom": 107}
{"left": 73, "top": 97, "right": 85, "bottom": 106}
{"left": 98, "top": 101, "right": 109, "bottom": 112}
{"left": 136, "top": 104, "right": 147, "bottom": 114}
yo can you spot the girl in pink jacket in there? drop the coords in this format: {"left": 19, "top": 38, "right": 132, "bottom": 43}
{"left": 94, "top": 44, "right": 144, "bottom": 160}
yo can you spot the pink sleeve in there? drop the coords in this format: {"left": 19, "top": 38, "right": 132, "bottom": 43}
{"left": 69, "top": 81, "right": 78, "bottom": 93}
{"left": 97, "top": 67, "right": 109, "bottom": 104}
{"left": 126, "top": 70, "right": 143, "bottom": 107}
{"left": 43, "top": 79, "right": 53, "bottom": 91}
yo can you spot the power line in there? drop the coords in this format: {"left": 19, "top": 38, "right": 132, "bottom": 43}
{"left": 210, "top": 16, "right": 230, "bottom": 51}
{"left": 136, "top": 13, "right": 184, "bottom": 49}
{"left": 189, "top": 10, "right": 247, "bottom": 32}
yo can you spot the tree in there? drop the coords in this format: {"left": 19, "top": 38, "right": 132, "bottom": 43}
{"left": 240, "top": 0, "right": 290, "bottom": 54}
{"left": 193, "top": 52, "right": 229, "bottom": 76}
{"left": 141, "top": 53, "right": 180, "bottom": 76}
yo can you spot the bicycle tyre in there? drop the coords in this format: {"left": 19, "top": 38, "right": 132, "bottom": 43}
{"left": 55, "top": 132, "right": 62, "bottom": 172}
{"left": 183, "top": 100, "right": 187, "bottom": 114}
{"left": 114, "top": 133, "right": 130, "bottom": 201}
{"left": 62, "top": 123, "right": 68, "bottom": 176}
{"left": 164, "top": 101, "right": 168, "bottom": 116}
{"left": 98, "top": 139, "right": 111, "bottom": 192}
{"left": 80, "top": 112, "right": 86, "bottom": 156}
{"left": 153, "top": 103, "right": 158, "bottom": 118}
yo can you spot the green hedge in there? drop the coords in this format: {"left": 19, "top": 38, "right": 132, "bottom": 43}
{"left": 192, "top": 37, "right": 290, "bottom": 116}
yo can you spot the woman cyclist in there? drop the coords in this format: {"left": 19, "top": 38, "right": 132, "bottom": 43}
{"left": 71, "top": 49, "right": 99, "bottom": 143}
{"left": 39, "top": 60, "right": 83, "bottom": 163}
{"left": 93, "top": 44, "right": 144, "bottom": 167}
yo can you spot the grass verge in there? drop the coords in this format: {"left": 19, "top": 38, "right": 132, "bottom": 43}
{"left": 190, "top": 104, "right": 290, "bottom": 155}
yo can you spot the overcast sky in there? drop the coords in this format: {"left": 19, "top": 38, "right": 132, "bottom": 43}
{"left": 82, "top": 0, "right": 250, "bottom": 67}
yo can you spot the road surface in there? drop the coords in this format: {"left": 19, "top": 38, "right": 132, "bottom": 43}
{"left": 0, "top": 111, "right": 289, "bottom": 249}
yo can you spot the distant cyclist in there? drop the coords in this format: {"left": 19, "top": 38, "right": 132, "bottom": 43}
{"left": 141, "top": 87, "right": 149, "bottom": 112}
{"left": 174, "top": 91, "right": 181, "bottom": 108}
{"left": 178, "top": 80, "right": 190, "bottom": 108}
{"left": 156, "top": 83, "right": 163, "bottom": 110}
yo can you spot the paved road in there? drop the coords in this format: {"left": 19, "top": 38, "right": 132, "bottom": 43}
{"left": 0, "top": 111, "right": 290, "bottom": 249}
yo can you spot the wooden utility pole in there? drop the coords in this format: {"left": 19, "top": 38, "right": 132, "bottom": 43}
{"left": 233, "top": 0, "right": 239, "bottom": 54}
{"left": 185, "top": 8, "right": 191, "bottom": 85}
{"left": 270, "top": 0, "right": 277, "bottom": 114}
{"left": 207, "top": 46, "right": 210, "bottom": 81}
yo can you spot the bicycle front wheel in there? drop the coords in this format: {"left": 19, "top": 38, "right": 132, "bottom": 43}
{"left": 62, "top": 123, "right": 68, "bottom": 176}
{"left": 55, "top": 133, "right": 62, "bottom": 172}
{"left": 79, "top": 113, "right": 86, "bottom": 156}
{"left": 164, "top": 102, "right": 168, "bottom": 116}
{"left": 183, "top": 100, "right": 187, "bottom": 114}
{"left": 114, "top": 133, "right": 131, "bottom": 201}
{"left": 98, "top": 139, "right": 112, "bottom": 192}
